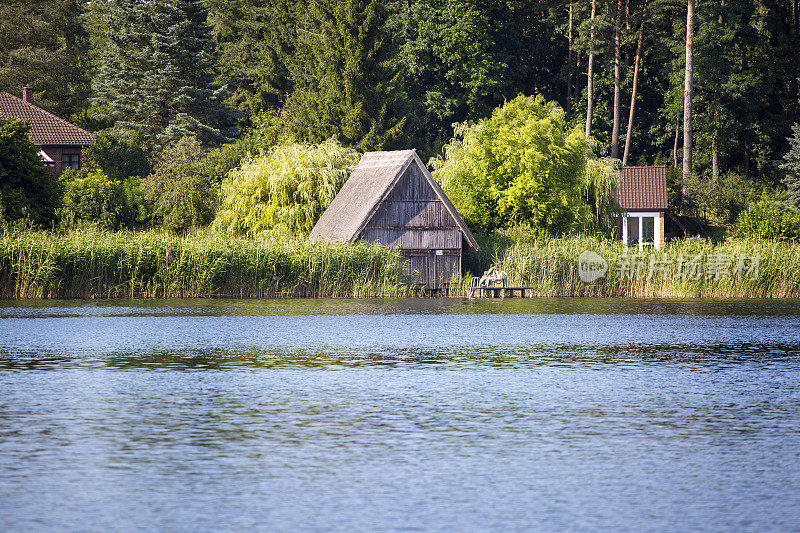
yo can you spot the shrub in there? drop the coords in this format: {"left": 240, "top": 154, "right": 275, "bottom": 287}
{"left": 142, "top": 137, "right": 216, "bottom": 233}
{"left": 735, "top": 198, "right": 800, "bottom": 241}
{"left": 83, "top": 131, "right": 151, "bottom": 181}
{"left": 58, "top": 168, "right": 132, "bottom": 230}
{"left": 684, "top": 172, "right": 760, "bottom": 225}
{"left": 431, "top": 94, "right": 588, "bottom": 235}
{"left": 214, "top": 139, "right": 360, "bottom": 236}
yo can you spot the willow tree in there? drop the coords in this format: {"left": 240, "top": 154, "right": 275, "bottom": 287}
{"left": 214, "top": 139, "right": 360, "bottom": 236}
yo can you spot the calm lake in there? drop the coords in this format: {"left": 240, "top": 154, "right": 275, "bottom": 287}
{"left": 0, "top": 298, "right": 799, "bottom": 532}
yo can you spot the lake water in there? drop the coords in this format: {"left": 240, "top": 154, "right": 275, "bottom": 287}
{"left": 0, "top": 298, "right": 799, "bottom": 532}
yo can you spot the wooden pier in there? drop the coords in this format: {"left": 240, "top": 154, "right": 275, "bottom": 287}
{"left": 467, "top": 286, "right": 533, "bottom": 298}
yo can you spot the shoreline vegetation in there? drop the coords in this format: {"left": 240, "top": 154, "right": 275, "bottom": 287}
{"left": 2, "top": 229, "right": 800, "bottom": 299}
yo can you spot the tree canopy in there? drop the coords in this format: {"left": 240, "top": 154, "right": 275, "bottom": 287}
{"left": 432, "top": 95, "right": 588, "bottom": 235}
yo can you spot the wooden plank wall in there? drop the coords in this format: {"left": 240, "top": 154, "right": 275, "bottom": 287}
{"left": 360, "top": 163, "right": 463, "bottom": 288}
{"left": 361, "top": 164, "right": 462, "bottom": 251}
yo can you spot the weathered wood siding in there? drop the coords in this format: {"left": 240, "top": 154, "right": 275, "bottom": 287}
{"left": 400, "top": 249, "right": 461, "bottom": 288}
{"left": 359, "top": 163, "right": 463, "bottom": 288}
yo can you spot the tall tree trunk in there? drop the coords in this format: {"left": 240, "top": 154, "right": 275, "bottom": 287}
{"left": 585, "top": 0, "right": 596, "bottom": 140}
{"left": 673, "top": 111, "right": 681, "bottom": 168}
{"left": 567, "top": 2, "right": 574, "bottom": 118}
{"left": 623, "top": 4, "right": 647, "bottom": 166}
{"left": 682, "top": 0, "right": 695, "bottom": 184}
{"left": 610, "top": 0, "right": 623, "bottom": 159}
{"left": 712, "top": 125, "right": 719, "bottom": 181}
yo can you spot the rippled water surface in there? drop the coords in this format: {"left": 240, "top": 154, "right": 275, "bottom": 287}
{"left": 1, "top": 298, "right": 799, "bottom": 532}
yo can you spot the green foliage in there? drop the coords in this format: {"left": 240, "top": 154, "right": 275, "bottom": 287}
{"left": 395, "top": 0, "right": 562, "bottom": 156}
{"left": 282, "top": 0, "right": 407, "bottom": 151}
{"left": 684, "top": 172, "right": 761, "bottom": 226}
{"left": 432, "top": 95, "right": 587, "bottom": 235}
{"left": 142, "top": 137, "right": 216, "bottom": 233}
{"left": 201, "top": 111, "right": 290, "bottom": 184}
{"left": 0, "top": 118, "right": 59, "bottom": 225}
{"left": 214, "top": 139, "right": 360, "bottom": 237}
{"left": 205, "top": 0, "right": 300, "bottom": 117}
{"left": 92, "top": 0, "right": 238, "bottom": 147}
{"left": 781, "top": 123, "right": 800, "bottom": 208}
{"left": 83, "top": 131, "right": 151, "bottom": 181}
{"left": 735, "top": 198, "right": 800, "bottom": 242}
{"left": 0, "top": 0, "right": 91, "bottom": 118}
{"left": 58, "top": 167, "right": 131, "bottom": 230}
{"left": 582, "top": 157, "right": 622, "bottom": 235}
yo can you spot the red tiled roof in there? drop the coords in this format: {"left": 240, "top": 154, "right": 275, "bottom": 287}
{"left": 616, "top": 166, "right": 668, "bottom": 211}
{"left": 0, "top": 91, "right": 94, "bottom": 146}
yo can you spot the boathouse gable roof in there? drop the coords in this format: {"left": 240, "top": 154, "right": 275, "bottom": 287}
{"left": 310, "top": 150, "right": 479, "bottom": 251}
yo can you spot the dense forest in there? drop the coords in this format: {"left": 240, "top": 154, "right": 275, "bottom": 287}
{"left": 2, "top": 0, "right": 800, "bottom": 240}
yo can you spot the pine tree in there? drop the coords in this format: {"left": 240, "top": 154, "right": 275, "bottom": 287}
{"left": 92, "top": 0, "right": 237, "bottom": 147}
{"left": 206, "top": 0, "right": 300, "bottom": 118}
{"left": 0, "top": 0, "right": 90, "bottom": 118}
{"left": 781, "top": 123, "right": 800, "bottom": 208}
{"left": 283, "top": 0, "right": 407, "bottom": 152}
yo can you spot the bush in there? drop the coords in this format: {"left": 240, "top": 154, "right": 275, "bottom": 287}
{"left": 0, "top": 118, "right": 59, "bottom": 225}
{"left": 735, "top": 198, "right": 800, "bottom": 241}
{"left": 214, "top": 138, "right": 360, "bottom": 236}
{"left": 142, "top": 137, "right": 216, "bottom": 233}
{"left": 683, "top": 172, "right": 760, "bottom": 226}
{"left": 83, "top": 131, "right": 151, "bottom": 181}
{"left": 58, "top": 168, "right": 132, "bottom": 230}
{"left": 431, "top": 95, "right": 588, "bottom": 235}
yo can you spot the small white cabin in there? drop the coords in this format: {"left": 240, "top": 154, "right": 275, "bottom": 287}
{"left": 615, "top": 166, "right": 668, "bottom": 251}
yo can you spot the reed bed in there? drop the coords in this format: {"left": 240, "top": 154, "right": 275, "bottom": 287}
{"left": 2, "top": 229, "right": 799, "bottom": 299}
{"left": 0, "top": 229, "right": 414, "bottom": 299}
{"left": 471, "top": 234, "right": 800, "bottom": 298}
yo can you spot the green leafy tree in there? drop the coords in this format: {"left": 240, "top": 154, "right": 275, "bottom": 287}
{"left": 92, "top": 0, "right": 238, "bottom": 147}
{"left": 781, "top": 124, "right": 800, "bottom": 208}
{"left": 201, "top": 111, "right": 290, "bottom": 185}
{"left": 396, "top": 0, "right": 566, "bottom": 157}
{"left": 143, "top": 137, "right": 216, "bottom": 232}
{"left": 83, "top": 131, "right": 151, "bottom": 181}
{"left": 0, "top": 118, "right": 59, "bottom": 225}
{"left": 0, "top": 0, "right": 90, "bottom": 118}
{"left": 736, "top": 198, "right": 800, "bottom": 241}
{"left": 432, "top": 95, "right": 588, "bottom": 235}
{"left": 214, "top": 139, "right": 360, "bottom": 236}
{"left": 58, "top": 167, "right": 132, "bottom": 230}
{"left": 282, "top": 0, "right": 407, "bottom": 151}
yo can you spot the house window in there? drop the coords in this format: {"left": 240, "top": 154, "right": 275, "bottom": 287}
{"left": 62, "top": 153, "right": 80, "bottom": 171}
{"left": 642, "top": 217, "right": 655, "bottom": 244}
{"left": 626, "top": 217, "right": 639, "bottom": 246}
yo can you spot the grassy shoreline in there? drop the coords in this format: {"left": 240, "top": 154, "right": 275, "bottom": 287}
{"left": 0, "top": 229, "right": 413, "bottom": 299}
{"left": 2, "top": 230, "right": 799, "bottom": 299}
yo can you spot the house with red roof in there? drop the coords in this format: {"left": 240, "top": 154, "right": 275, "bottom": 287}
{"left": 615, "top": 166, "right": 669, "bottom": 251}
{"left": 0, "top": 86, "right": 95, "bottom": 174}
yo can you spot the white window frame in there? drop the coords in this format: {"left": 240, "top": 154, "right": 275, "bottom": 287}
{"left": 620, "top": 211, "right": 662, "bottom": 251}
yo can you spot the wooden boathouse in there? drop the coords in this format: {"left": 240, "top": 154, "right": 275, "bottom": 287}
{"left": 310, "top": 150, "right": 479, "bottom": 289}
